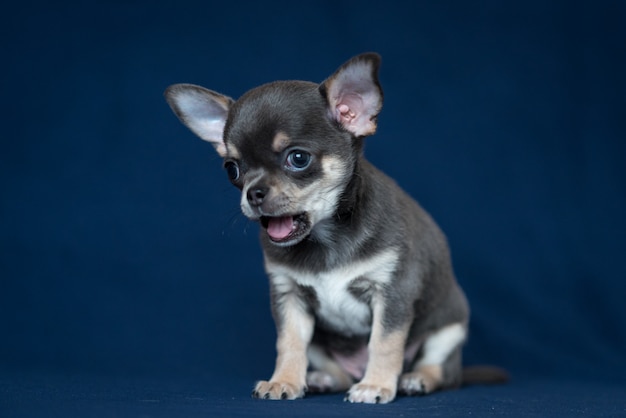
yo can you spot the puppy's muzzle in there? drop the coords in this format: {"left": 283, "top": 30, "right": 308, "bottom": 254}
{"left": 243, "top": 183, "right": 312, "bottom": 246}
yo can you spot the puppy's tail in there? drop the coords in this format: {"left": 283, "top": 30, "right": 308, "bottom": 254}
{"left": 461, "top": 365, "right": 510, "bottom": 386}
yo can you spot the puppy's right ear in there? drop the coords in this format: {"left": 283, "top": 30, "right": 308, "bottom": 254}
{"left": 320, "top": 53, "right": 383, "bottom": 138}
{"left": 164, "top": 84, "right": 234, "bottom": 157}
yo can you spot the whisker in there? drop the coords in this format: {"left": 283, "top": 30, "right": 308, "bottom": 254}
{"left": 221, "top": 208, "right": 244, "bottom": 237}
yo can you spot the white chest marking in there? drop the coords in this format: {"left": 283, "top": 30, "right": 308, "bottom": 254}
{"left": 266, "top": 249, "right": 400, "bottom": 336}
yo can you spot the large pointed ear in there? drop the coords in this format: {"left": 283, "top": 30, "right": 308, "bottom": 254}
{"left": 164, "top": 83, "right": 234, "bottom": 157}
{"left": 320, "top": 53, "right": 383, "bottom": 137}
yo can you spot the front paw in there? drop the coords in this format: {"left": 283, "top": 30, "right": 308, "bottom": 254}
{"left": 252, "top": 380, "right": 305, "bottom": 400}
{"left": 345, "top": 383, "right": 396, "bottom": 404}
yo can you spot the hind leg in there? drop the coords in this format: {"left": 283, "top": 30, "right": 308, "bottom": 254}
{"left": 399, "top": 322, "right": 466, "bottom": 395}
{"left": 306, "top": 344, "right": 354, "bottom": 393}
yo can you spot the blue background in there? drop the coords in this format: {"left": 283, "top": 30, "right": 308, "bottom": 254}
{"left": 1, "top": 0, "right": 625, "bottom": 416}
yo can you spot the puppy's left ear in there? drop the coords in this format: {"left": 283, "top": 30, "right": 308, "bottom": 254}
{"left": 320, "top": 52, "right": 383, "bottom": 137}
{"left": 164, "top": 84, "right": 234, "bottom": 157}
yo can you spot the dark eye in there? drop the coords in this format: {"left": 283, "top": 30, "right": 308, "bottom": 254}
{"left": 285, "top": 150, "right": 312, "bottom": 171}
{"left": 224, "top": 161, "right": 240, "bottom": 181}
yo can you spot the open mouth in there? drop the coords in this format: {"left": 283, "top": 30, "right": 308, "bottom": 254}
{"left": 260, "top": 213, "right": 310, "bottom": 245}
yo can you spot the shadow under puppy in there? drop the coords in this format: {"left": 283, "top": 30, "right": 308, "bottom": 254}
{"left": 165, "top": 53, "right": 505, "bottom": 404}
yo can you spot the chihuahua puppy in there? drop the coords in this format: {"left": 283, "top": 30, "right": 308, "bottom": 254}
{"left": 165, "top": 53, "right": 498, "bottom": 404}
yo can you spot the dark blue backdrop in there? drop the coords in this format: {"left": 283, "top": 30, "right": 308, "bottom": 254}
{"left": 1, "top": 1, "right": 625, "bottom": 416}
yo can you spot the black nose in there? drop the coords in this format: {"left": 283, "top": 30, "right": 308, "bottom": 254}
{"left": 247, "top": 187, "right": 268, "bottom": 207}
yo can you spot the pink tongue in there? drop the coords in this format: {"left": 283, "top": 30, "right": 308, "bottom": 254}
{"left": 266, "top": 216, "right": 295, "bottom": 240}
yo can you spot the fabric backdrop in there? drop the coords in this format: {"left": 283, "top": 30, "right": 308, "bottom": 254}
{"left": 1, "top": 0, "right": 625, "bottom": 415}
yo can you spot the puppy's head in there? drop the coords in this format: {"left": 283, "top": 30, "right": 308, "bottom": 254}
{"left": 165, "top": 53, "right": 382, "bottom": 246}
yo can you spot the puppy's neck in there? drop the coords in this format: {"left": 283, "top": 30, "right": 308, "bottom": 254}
{"left": 335, "top": 156, "right": 366, "bottom": 221}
